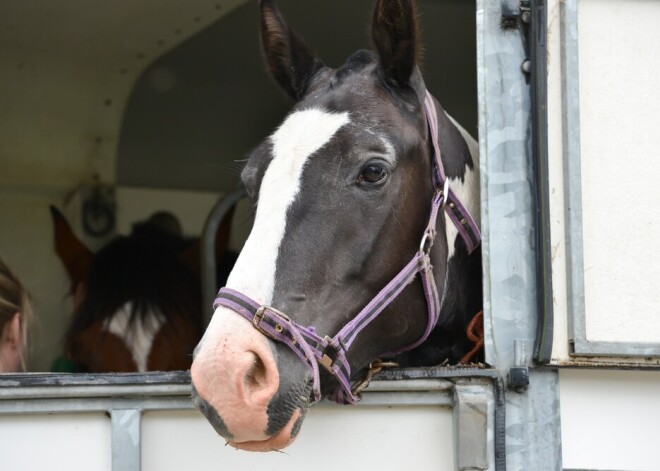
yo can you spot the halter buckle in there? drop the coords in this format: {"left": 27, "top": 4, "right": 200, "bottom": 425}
{"left": 253, "top": 306, "right": 291, "bottom": 337}
{"left": 318, "top": 336, "right": 337, "bottom": 373}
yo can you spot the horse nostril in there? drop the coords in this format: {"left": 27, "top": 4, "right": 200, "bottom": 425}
{"left": 244, "top": 352, "right": 268, "bottom": 390}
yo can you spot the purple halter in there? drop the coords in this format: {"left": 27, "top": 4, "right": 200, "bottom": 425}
{"left": 213, "top": 91, "right": 480, "bottom": 404}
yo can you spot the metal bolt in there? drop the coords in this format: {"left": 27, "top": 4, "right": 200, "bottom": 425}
{"left": 521, "top": 11, "right": 531, "bottom": 24}
{"left": 521, "top": 60, "right": 532, "bottom": 74}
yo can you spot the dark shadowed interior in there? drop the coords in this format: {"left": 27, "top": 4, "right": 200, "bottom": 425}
{"left": 117, "top": 0, "right": 476, "bottom": 193}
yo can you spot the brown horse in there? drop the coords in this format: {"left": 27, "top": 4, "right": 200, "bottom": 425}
{"left": 51, "top": 205, "right": 235, "bottom": 372}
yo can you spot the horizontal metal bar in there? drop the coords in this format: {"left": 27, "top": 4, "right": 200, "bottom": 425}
{"left": 0, "top": 383, "right": 191, "bottom": 400}
{"left": 0, "top": 368, "right": 498, "bottom": 414}
{"left": 0, "top": 397, "right": 193, "bottom": 414}
{"left": 0, "top": 371, "right": 191, "bottom": 387}
{"left": 572, "top": 338, "right": 660, "bottom": 358}
{"left": 357, "top": 378, "right": 454, "bottom": 392}
{"left": 331, "top": 391, "right": 453, "bottom": 408}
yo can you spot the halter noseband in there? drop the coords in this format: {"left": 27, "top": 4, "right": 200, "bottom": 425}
{"left": 213, "top": 91, "right": 480, "bottom": 404}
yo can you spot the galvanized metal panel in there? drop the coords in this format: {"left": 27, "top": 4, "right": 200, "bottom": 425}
{"left": 478, "top": 0, "right": 563, "bottom": 468}
{"left": 112, "top": 409, "right": 142, "bottom": 471}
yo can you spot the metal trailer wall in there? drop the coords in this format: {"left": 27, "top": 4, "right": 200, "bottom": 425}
{"left": 0, "top": 371, "right": 502, "bottom": 471}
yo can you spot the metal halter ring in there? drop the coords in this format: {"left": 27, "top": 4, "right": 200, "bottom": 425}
{"left": 441, "top": 178, "right": 450, "bottom": 208}
{"left": 420, "top": 228, "right": 436, "bottom": 254}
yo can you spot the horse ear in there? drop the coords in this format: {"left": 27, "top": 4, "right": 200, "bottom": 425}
{"left": 372, "top": 0, "right": 419, "bottom": 88}
{"left": 50, "top": 206, "right": 92, "bottom": 287}
{"left": 259, "top": 0, "right": 325, "bottom": 100}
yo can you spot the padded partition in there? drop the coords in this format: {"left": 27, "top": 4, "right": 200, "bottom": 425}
{"left": 0, "top": 413, "right": 112, "bottom": 471}
{"left": 142, "top": 407, "right": 455, "bottom": 471}
{"left": 548, "top": 0, "right": 660, "bottom": 363}
{"left": 560, "top": 369, "right": 660, "bottom": 471}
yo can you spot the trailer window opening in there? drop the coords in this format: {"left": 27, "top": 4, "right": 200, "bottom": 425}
{"left": 0, "top": 0, "right": 485, "bottom": 379}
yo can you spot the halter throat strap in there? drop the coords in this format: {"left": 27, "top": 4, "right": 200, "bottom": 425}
{"left": 213, "top": 91, "right": 480, "bottom": 404}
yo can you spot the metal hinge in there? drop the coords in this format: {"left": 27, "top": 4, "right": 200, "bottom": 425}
{"left": 501, "top": 0, "right": 531, "bottom": 28}
{"left": 508, "top": 339, "right": 532, "bottom": 392}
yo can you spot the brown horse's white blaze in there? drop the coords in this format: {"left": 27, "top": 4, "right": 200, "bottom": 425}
{"left": 191, "top": 109, "right": 350, "bottom": 450}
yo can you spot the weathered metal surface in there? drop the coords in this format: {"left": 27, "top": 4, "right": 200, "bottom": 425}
{"left": 111, "top": 409, "right": 142, "bottom": 471}
{"left": 478, "top": 0, "right": 562, "bottom": 468}
{"left": 454, "top": 385, "right": 489, "bottom": 470}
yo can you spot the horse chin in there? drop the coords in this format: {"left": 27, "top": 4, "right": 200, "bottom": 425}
{"left": 228, "top": 408, "right": 306, "bottom": 452}
{"left": 191, "top": 305, "right": 314, "bottom": 451}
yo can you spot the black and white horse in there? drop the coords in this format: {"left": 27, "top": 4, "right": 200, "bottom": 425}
{"left": 191, "top": 0, "right": 481, "bottom": 451}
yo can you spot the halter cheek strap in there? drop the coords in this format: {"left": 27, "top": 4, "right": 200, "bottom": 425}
{"left": 213, "top": 91, "right": 480, "bottom": 405}
{"left": 425, "top": 92, "right": 481, "bottom": 253}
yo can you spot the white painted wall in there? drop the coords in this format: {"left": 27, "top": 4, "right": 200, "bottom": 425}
{"left": 142, "top": 406, "right": 455, "bottom": 471}
{"left": 0, "top": 413, "right": 112, "bottom": 471}
{"left": 549, "top": 0, "right": 660, "bottom": 362}
{"left": 0, "top": 406, "right": 454, "bottom": 470}
{"left": 115, "top": 187, "right": 253, "bottom": 252}
{"left": 560, "top": 369, "right": 660, "bottom": 471}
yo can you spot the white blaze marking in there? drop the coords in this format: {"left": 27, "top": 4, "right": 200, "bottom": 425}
{"left": 104, "top": 302, "right": 164, "bottom": 372}
{"left": 445, "top": 114, "right": 481, "bottom": 259}
{"left": 225, "top": 108, "right": 350, "bottom": 306}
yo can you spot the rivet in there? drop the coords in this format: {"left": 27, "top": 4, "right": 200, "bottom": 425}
{"left": 275, "top": 324, "right": 283, "bottom": 333}
{"left": 461, "top": 218, "right": 467, "bottom": 225}
{"left": 291, "top": 338, "right": 297, "bottom": 345}
{"left": 449, "top": 202, "right": 456, "bottom": 209}
{"left": 521, "top": 11, "right": 531, "bottom": 24}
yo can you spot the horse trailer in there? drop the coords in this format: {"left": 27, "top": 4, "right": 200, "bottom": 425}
{"left": 0, "top": 1, "right": 659, "bottom": 470}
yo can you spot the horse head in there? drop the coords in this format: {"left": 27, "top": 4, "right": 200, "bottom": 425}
{"left": 191, "top": 0, "right": 481, "bottom": 451}
{"left": 51, "top": 205, "right": 236, "bottom": 372}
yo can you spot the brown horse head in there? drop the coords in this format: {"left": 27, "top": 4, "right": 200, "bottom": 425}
{"left": 51, "top": 205, "right": 236, "bottom": 372}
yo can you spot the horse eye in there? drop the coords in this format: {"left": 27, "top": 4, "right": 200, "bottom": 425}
{"left": 359, "top": 164, "right": 388, "bottom": 185}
